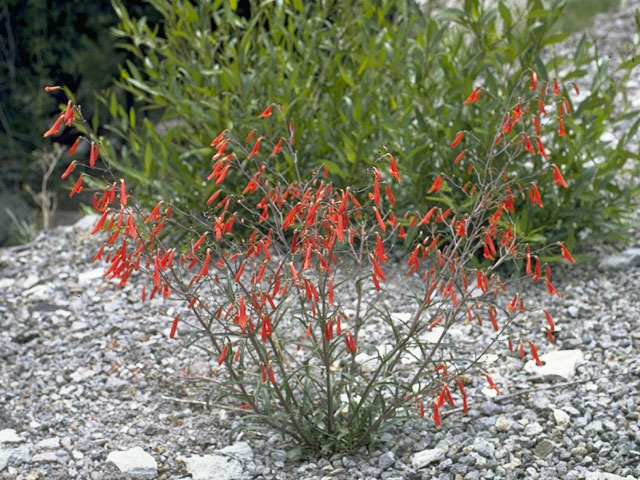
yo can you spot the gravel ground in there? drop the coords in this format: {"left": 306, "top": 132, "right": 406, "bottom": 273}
{"left": 2, "top": 2, "right": 640, "bottom": 480}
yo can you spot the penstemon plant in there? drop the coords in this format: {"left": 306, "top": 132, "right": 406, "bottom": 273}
{"left": 45, "top": 72, "right": 577, "bottom": 456}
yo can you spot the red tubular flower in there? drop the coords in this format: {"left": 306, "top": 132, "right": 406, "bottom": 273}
{"left": 546, "top": 328, "right": 555, "bottom": 344}
{"left": 485, "top": 374, "right": 501, "bottom": 394}
{"left": 371, "top": 271, "right": 381, "bottom": 291}
{"left": 271, "top": 138, "right": 283, "bottom": 155}
{"left": 169, "top": 315, "right": 180, "bottom": 338}
{"left": 247, "top": 137, "right": 262, "bottom": 159}
{"left": 428, "top": 175, "right": 443, "bottom": 194}
{"left": 145, "top": 201, "right": 163, "bottom": 224}
{"left": 536, "top": 138, "right": 549, "bottom": 160}
{"left": 234, "top": 260, "right": 246, "bottom": 283}
{"left": 545, "top": 278, "right": 561, "bottom": 297}
{"left": 43, "top": 114, "right": 64, "bottom": 137}
{"left": 454, "top": 150, "right": 466, "bottom": 165}
{"left": 558, "top": 242, "right": 575, "bottom": 263}
{"left": 259, "top": 104, "right": 274, "bottom": 118}
{"left": 523, "top": 135, "right": 535, "bottom": 154}
{"left": 457, "top": 378, "right": 468, "bottom": 413}
{"left": 501, "top": 113, "right": 512, "bottom": 134}
{"left": 289, "top": 261, "right": 299, "bottom": 285}
{"left": 348, "top": 333, "right": 357, "bottom": 354}
{"left": 389, "top": 155, "right": 401, "bottom": 182}
{"left": 428, "top": 316, "right": 442, "bottom": 330}
{"left": 489, "top": 307, "right": 499, "bottom": 331}
{"left": 69, "top": 175, "right": 83, "bottom": 197}
{"left": 61, "top": 161, "right": 76, "bottom": 180}
{"left": 199, "top": 249, "right": 211, "bottom": 277}
{"left": 91, "top": 208, "right": 110, "bottom": 235}
{"left": 530, "top": 342, "right": 543, "bottom": 366}
{"left": 370, "top": 255, "right": 387, "bottom": 282}
{"left": 374, "top": 234, "right": 388, "bottom": 264}
{"left": 209, "top": 129, "right": 227, "bottom": 147}
{"left": 530, "top": 71, "right": 538, "bottom": 91}
{"left": 552, "top": 164, "right": 568, "bottom": 188}
{"left": 529, "top": 183, "right": 544, "bottom": 208}
{"left": 373, "top": 207, "right": 386, "bottom": 232}
{"left": 384, "top": 185, "right": 395, "bottom": 207}
{"left": 433, "top": 402, "right": 441, "bottom": 428}
{"left": 302, "top": 242, "right": 312, "bottom": 271}
{"left": 572, "top": 82, "right": 580, "bottom": 95}
{"left": 261, "top": 316, "right": 272, "bottom": 342}
{"left": 544, "top": 310, "right": 555, "bottom": 331}
{"left": 268, "top": 363, "right": 275, "bottom": 384}
{"left": 525, "top": 245, "right": 532, "bottom": 275}
{"left": 44, "top": 85, "right": 62, "bottom": 92}
{"left": 237, "top": 295, "right": 248, "bottom": 329}
{"left": 464, "top": 86, "right": 482, "bottom": 105}
{"left": 553, "top": 78, "right": 561, "bottom": 95}
{"left": 63, "top": 100, "right": 75, "bottom": 126}
{"left": 451, "top": 132, "right": 464, "bottom": 148}
{"left": 89, "top": 142, "right": 100, "bottom": 168}
{"left": 119, "top": 179, "right": 128, "bottom": 206}
{"left": 68, "top": 137, "right": 81, "bottom": 156}
{"left": 558, "top": 118, "right": 566, "bottom": 137}
{"left": 192, "top": 232, "right": 208, "bottom": 253}
{"left": 218, "top": 344, "right": 228, "bottom": 365}
{"left": 537, "top": 97, "right": 547, "bottom": 116}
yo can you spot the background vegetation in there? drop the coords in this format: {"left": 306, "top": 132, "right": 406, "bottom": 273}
{"left": 2, "top": 0, "right": 638, "bottom": 250}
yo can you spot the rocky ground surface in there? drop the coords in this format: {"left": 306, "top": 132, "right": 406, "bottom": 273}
{"left": 2, "top": 2, "right": 640, "bottom": 480}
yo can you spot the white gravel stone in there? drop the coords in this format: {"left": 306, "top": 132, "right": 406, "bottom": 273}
{"left": 0, "top": 429, "right": 23, "bottom": 444}
{"left": 106, "top": 447, "right": 157, "bottom": 479}
{"left": 36, "top": 437, "right": 60, "bottom": 449}
{"left": 552, "top": 408, "right": 570, "bottom": 427}
{"left": 179, "top": 454, "right": 242, "bottom": 480}
{"left": 411, "top": 448, "right": 445, "bottom": 469}
{"left": 524, "top": 422, "right": 544, "bottom": 436}
{"left": 0, "top": 449, "right": 13, "bottom": 471}
{"left": 218, "top": 441, "right": 253, "bottom": 462}
{"left": 585, "top": 473, "right": 634, "bottom": 480}
{"left": 495, "top": 416, "right": 512, "bottom": 432}
{"left": 32, "top": 451, "right": 58, "bottom": 463}
{"left": 78, "top": 267, "right": 105, "bottom": 285}
{"left": 524, "top": 349, "right": 584, "bottom": 380}
{"left": 70, "top": 367, "right": 96, "bottom": 383}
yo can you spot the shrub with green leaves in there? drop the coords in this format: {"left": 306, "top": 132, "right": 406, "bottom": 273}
{"left": 101, "top": 0, "right": 640, "bottom": 253}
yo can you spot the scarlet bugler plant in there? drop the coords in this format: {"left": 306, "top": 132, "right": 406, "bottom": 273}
{"left": 45, "top": 72, "right": 577, "bottom": 456}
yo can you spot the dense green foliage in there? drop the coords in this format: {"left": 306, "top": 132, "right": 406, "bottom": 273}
{"left": 0, "top": 0, "right": 162, "bottom": 245}
{"left": 102, "top": 0, "right": 640, "bottom": 253}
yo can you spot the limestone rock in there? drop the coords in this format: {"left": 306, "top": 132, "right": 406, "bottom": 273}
{"left": 106, "top": 447, "right": 157, "bottom": 479}
{"left": 411, "top": 447, "right": 445, "bottom": 469}
{"left": 218, "top": 441, "right": 253, "bottom": 462}
{"left": 524, "top": 349, "right": 584, "bottom": 380}
{"left": 0, "top": 429, "right": 23, "bottom": 444}
{"left": 553, "top": 408, "right": 570, "bottom": 427}
{"left": 585, "top": 473, "right": 632, "bottom": 480}
{"left": 179, "top": 454, "right": 242, "bottom": 480}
